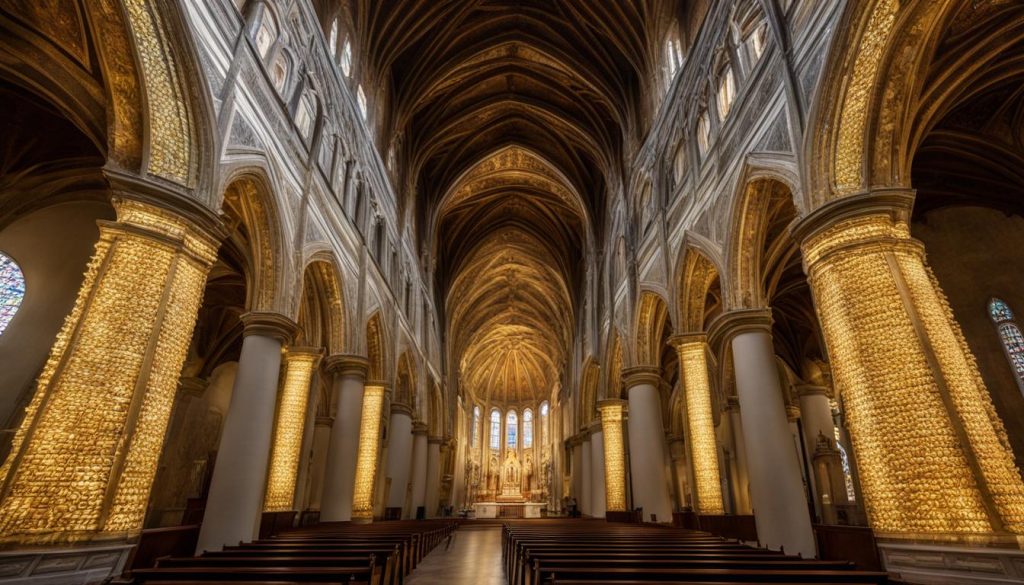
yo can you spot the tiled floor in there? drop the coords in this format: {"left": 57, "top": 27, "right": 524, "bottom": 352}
{"left": 406, "top": 525, "right": 506, "bottom": 584}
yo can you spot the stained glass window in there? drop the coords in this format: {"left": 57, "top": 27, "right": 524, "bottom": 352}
{"left": 523, "top": 409, "right": 533, "bottom": 448}
{"left": 489, "top": 409, "right": 500, "bottom": 451}
{"left": 0, "top": 252, "right": 25, "bottom": 336}
{"left": 539, "top": 401, "right": 549, "bottom": 447}
{"left": 833, "top": 426, "right": 857, "bottom": 502}
{"left": 989, "top": 298, "right": 1024, "bottom": 392}
{"left": 472, "top": 406, "right": 481, "bottom": 448}
{"left": 506, "top": 410, "right": 517, "bottom": 449}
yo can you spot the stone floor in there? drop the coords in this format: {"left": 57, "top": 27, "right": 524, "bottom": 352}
{"left": 406, "top": 524, "right": 506, "bottom": 584}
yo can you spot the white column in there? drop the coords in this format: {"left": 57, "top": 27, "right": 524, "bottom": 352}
{"left": 667, "top": 435, "right": 690, "bottom": 510}
{"left": 723, "top": 309, "right": 815, "bottom": 557}
{"left": 580, "top": 436, "right": 592, "bottom": 516}
{"left": 197, "top": 313, "right": 297, "bottom": 553}
{"left": 306, "top": 417, "right": 332, "bottom": 511}
{"left": 624, "top": 366, "right": 673, "bottom": 523}
{"left": 410, "top": 422, "right": 429, "bottom": 517}
{"left": 727, "top": 398, "right": 752, "bottom": 514}
{"left": 590, "top": 428, "right": 606, "bottom": 518}
{"left": 798, "top": 386, "right": 834, "bottom": 457}
{"left": 425, "top": 437, "right": 443, "bottom": 517}
{"left": 292, "top": 369, "right": 322, "bottom": 513}
{"left": 385, "top": 405, "right": 414, "bottom": 517}
{"left": 571, "top": 440, "right": 583, "bottom": 514}
{"left": 320, "top": 355, "right": 368, "bottom": 521}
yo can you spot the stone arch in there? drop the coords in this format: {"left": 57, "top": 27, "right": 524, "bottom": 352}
{"left": 428, "top": 379, "right": 445, "bottom": 437}
{"left": 604, "top": 331, "right": 624, "bottom": 400}
{"left": 635, "top": 291, "right": 671, "bottom": 367}
{"left": 579, "top": 358, "right": 600, "bottom": 429}
{"left": 296, "top": 255, "right": 347, "bottom": 355}
{"left": 365, "top": 311, "right": 389, "bottom": 382}
{"left": 675, "top": 244, "right": 724, "bottom": 334}
{"left": 394, "top": 351, "right": 416, "bottom": 408}
{"left": 219, "top": 171, "right": 286, "bottom": 313}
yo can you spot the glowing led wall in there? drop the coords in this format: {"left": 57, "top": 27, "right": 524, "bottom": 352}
{"left": 352, "top": 384, "right": 385, "bottom": 521}
{"left": 598, "top": 399, "right": 627, "bottom": 512}
{"left": 672, "top": 336, "right": 725, "bottom": 514}
{"left": 264, "top": 348, "right": 322, "bottom": 512}
{"left": 0, "top": 199, "right": 217, "bottom": 544}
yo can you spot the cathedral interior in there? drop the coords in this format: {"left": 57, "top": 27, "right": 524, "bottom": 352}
{"left": 1, "top": 1, "right": 1024, "bottom": 584}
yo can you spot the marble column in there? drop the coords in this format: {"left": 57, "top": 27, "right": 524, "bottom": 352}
{"left": 713, "top": 309, "right": 814, "bottom": 556}
{"left": 306, "top": 416, "right": 332, "bottom": 511}
{"left": 624, "top": 366, "right": 673, "bottom": 522}
{"left": 197, "top": 312, "right": 299, "bottom": 553}
{"left": 590, "top": 425, "right": 606, "bottom": 518}
{"left": 425, "top": 436, "right": 443, "bottom": 517}
{"left": 410, "top": 422, "right": 429, "bottom": 516}
{"left": 320, "top": 355, "right": 368, "bottom": 521}
{"left": 726, "top": 397, "right": 752, "bottom": 514}
{"left": 580, "top": 434, "right": 593, "bottom": 516}
{"left": 384, "top": 404, "right": 414, "bottom": 517}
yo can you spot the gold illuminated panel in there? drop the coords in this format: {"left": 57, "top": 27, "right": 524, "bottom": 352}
{"left": 0, "top": 199, "right": 216, "bottom": 544}
{"left": 598, "top": 400, "right": 627, "bottom": 512}
{"left": 804, "top": 213, "right": 1024, "bottom": 540}
{"left": 352, "top": 385, "right": 385, "bottom": 521}
{"left": 123, "top": 0, "right": 193, "bottom": 184}
{"left": 264, "top": 350, "right": 321, "bottom": 512}
{"left": 676, "top": 341, "right": 725, "bottom": 514}
{"left": 834, "top": 0, "right": 898, "bottom": 193}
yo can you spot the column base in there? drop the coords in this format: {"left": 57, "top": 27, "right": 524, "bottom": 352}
{"left": 879, "top": 541, "right": 1024, "bottom": 584}
{"left": 0, "top": 543, "right": 134, "bottom": 585}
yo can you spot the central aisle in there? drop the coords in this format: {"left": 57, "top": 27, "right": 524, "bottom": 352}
{"left": 406, "top": 524, "right": 506, "bottom": 585}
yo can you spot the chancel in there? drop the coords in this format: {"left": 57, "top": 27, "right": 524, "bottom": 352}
{"left": 0, "top": 1, "right": 1023, "bottom": 584}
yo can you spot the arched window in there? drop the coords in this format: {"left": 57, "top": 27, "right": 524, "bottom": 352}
{"left": 523, "top": 409, "right": 534, "bottom": 448}
{"left": 489, "top": 409, "right": 501, "bottom": 450}
{"left": 989, "top": 298, "right": 1024, "bottom": 392}
{"left": 506, "top": 410, "right": 518, "bottom": 449}
{"left": 356, "top": 85, "right": 368, "bottom": 120}
{"left": 666, "top": 34, "right": 683, "bottom": 78}
{"left": 472, "top": 406, "right": 481, "bottom": 448}
{"left": 296, "top": 91, "right": 316, "bottom": 140}
{"left": 0, "top": 252, "right": 25, "bottom": 336}
{"left": 696, "top": 110, "right": 711, "bottom": 156}
{"left": 539, "top": 401, "right": 549, "bottom": 447}
{"left": 340, "top": 41, "right": 353, "bottom": 77}
{"left": 328, "top": 20, "right": 339, "bottom": 59}
{"left": 716, "top": 65, "right": 736, "bottom": 119}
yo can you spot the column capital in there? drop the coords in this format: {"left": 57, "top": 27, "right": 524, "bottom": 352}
{"left": 412, "top": 421, "right": 429, "bottom": 435}
{"left": 586, "top": 419, "right": 603, "bottom": 435}
{"left": 707, "top": 308, "right": 773, "bottom": 349}
{"left": 428, "top": 436, "right": 444, "bottom": 445}
{"left": 790, "top": 188, "right": 915, "bottom": 247}
{"left": 390, "top": 402, "right": 413, "bottom": 417}
{"left": 726, "top": 395, "right": 741, "bottom": 411}
{"left": 796, "top": 384, "right": 831, "bottom": 398}
{"left": 566, "top": 434, "right": 585, "bottom": 448}
{"left": 622, "top": 365, "right": 661, "bottom": 388}
{"left": 104, "top": 168, "right": 229, "bottom": 243}
{"left": 785, "top": 404, "right": 802, "bottom": 422}
{"left": 178, "top": 376, "right": 208, "bottom": 397}
{"left": 668, "top": 333, "right": 707, "bottom": 350}
{"left": 324, "top": 354, "right": 369, "bottom": 378}
{"left": 315, "top": 416, "right": 334, "bottom": 427}
{"left": 286, "top": 346, "right": 324, "bottom": 363}
{"left": 241, "top": 311, "right": 300, "bottom": 343}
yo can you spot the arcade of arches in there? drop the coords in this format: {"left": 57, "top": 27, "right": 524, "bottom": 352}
{"left": 1, "top": 1, "right": 1024, "bottom": 584}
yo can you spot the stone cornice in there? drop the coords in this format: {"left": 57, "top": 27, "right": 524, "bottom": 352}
{"left": 241, "top": 311, "right": 300, "bottom": 343}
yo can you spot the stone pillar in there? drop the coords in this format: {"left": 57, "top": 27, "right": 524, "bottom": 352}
{"left": 726, "top": 397, "right": 752, "bottom": 514}
{"left": 669, "top": 335, "right": 725, "bottom": 514}
{"left": 712, "top": 309, "right": 814, "bottom": 556}
{"left": 667, "top": 435, "right": 690, "bottom": 511}
{"left": 320, "top": 355, "right": 368, "bottom": 521}
{"left": 264, "top": 348, "right": 323, "bottom": 512}
{"left": 590, "top": 424, "right": 606, "bottom": 518}
{"left": 293, "top": 372, "right": 323, "bottom": 512}
{"left": 793, "top": 192, "right": 1024, "bottom": 546}
{"left": 597, "top": 399, "right": 628, "bottom": 512}
{"left": 0, "top": 198, "right": 219, "bottom": 546}
{"left": 425, "top": 436, "right": 443, "bottom": 518}
{"left": 410, "top": 422, "right": 428, "bottom": 516}
{"left": 197, "top": 312, "right": 299, "bottom": 552}
{"left": 384, "top": 404, "right": 414, "bottom": 517}
{"left": 306, "top": 416, "right": 333, "bottom": 511}
{"left": 570, "top": 438, "right": 583, "bottom": 512}
{"left": 623, "top": 366, "right": 673, "bottom": 522}
{"left": 351, "top": 383, "right": 386, "bottom": 523}
{"left": 580, "top": 433, "right": 592, "bottom": 516}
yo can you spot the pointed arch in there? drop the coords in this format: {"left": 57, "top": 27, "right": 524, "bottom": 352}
{"left": 394, "top": 351, "right": 416, "bottom": 407}
{"left": 579, "top": 358, "right": 600, "bottom": 428}
{"left": 297, "top": 256, "right": 347, "bottom": 354}
{"left": 219, "top": 170, "right": 286, "bottom": 313}
{"left": 605, "top": 332, "right": 624, "bottom": 400}
{"left": 676, "top": 246, "right": 723, "bottom": 334}
{"left": 366, "top": 311, "right": 388, "bottom": 382}
{"left": 635, "top": 291, "right": 671, "bottom": 367}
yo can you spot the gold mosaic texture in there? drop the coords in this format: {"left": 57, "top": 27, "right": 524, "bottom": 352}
{"left": 123, "top": 0, "right": 192, "bottom": 184}
{"left": 264, "top": 352, "right": 320, "bottom": 512}
{"left": 0, "top": 201, "right": 215, "bottom": 543}
{"left": 805, "top": 215, "right": 1006, "bottom": 538}
{"left": 352, "top": 385, "right": 385, "bottom": 520}
{"left": 677, "top": 342, "right": 725, "bottom": 514}
{"left": 599, "top": 402, "right": 626, "bottom": 512}
{"left": 834, "top": 0, "right": 899, "bottom": 193}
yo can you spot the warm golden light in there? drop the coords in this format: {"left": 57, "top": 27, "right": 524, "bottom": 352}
{"left": 672, "top": 336, "right": 724, "bottom": 514}
{"left": 598, "top": 399, "right": 627, "bottom": 512}
{"left": 0, "top": 199, "right": 217, "bottom": 544}
{"left": 352, "top": 384, "right": 386, "bottom": 521}
{"left": 802, "top": 209, "right": 1024, "bottom": 540}
{"left": 264, "top": 348, "right": 322, "bottom": 512}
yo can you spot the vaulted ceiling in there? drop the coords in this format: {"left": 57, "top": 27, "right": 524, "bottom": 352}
{"left": 347, "top": 0, "right": 669, "bottom": 404}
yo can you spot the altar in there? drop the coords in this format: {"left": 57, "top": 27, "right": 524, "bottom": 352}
{"left": 472, "top": 502, "right": 545, "bottom": 519}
